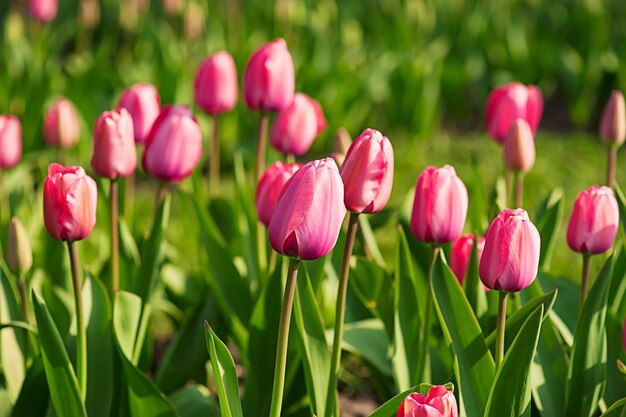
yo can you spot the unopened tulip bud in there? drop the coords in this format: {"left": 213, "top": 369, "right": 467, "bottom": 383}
{"left": 255, "top": 162, "right": 302, "bottom": 227}
{"left": 0, "top": 115, "right": 22, "bottom": 169}
{"left": 486, "top": 82, "right": 543, "bottom": 143}
{"left": 566, "top": 185, "right": 619, "bottom": 254}
{"left": 504, "top": 119, "right": 535, "bottom": 173}
{"left": 91, "top": 108, "right": 137, "bottom": 179}
{"left": 43, "top": 98, "right": 81, "bottom": 149}
{"left": 599, "top": 91, "right": 626, "bottom": 147}
{"left": 28, "top": 0, "right": 58, "bottom": 22}
{"left": 79, "top": 0, "right": 100, "bottom": 28}
{"left": 450, "top": 234, "right": 485, "bottom": 285}
{"left": 397, "top": 385, "right": 458, "bottom": 417}
{"left": 194, "top": 51, "right": 238, "bottom": 115}
{"left": 7, "top": 217, "right": 32, "bottom": 276}
{"left": 184, "top": 1, "right": 205, "bottom": 40}
{"left": 118, "top": 83, "right": 161, "bottom": 144}
{"left": 331, "top": 127, "right": 352, "bottom": 166}
{"left": 270, "top": 93, "right": 326, "bottom": 156}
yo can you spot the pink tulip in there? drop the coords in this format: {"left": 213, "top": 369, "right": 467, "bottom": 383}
{"left": 142, "top": 105, "right": 203, "bottom": 183}
{"left": 194, "top": 51, "right": 238, "bottom": 115}
{"left": 269, "top": 158, "right": 346, "bottom": 260}
{"left": 396, "top": 385, "right": 458, "bottom": 417}
{"left": 43, "top": 98, "right": 81, "bottom": 149}
{"left": 43, "top": 164, "right": 97, "bottom": 242}
{"left": 486, "top": 82, "right": 543, "bottom": 143}
{"left": 566, "top": 186, "right": 619, "bottom": 254}
{"left": 450, "top": 234, "right": 485, "bottom": 285}
{"left": 243, "top": 38, "right": 295, "bottom": 112}
{"left": 270, "top": 93, "right": 326, "bottom": 156}
{"left": 479, "top": 209, "right": 540, "bottom": 292}
{"left": 28, "top": 0, "right": 58, "bottom": 22}
{"left": 256, "top": 162, "right": 302, "bottom": 227}
{"left": 504, "top": 119, "right": 535, "bottom": 173}
{"left": 0, "top": 116, "right": 22, "bottom": 169}
{"left": 340, "top": 128, "right": 394, "bottom": 214}
{"left": 599, "top": 91, "right": 626, "bottom": 147}
{"left": 410, "top": 165, "right": 468, "bottom": 244}
{"left": 91, "top": 108, "right": 137, "bottom": 179}
{"left": 118, "top": 83, "right": 161, "bottom": 144}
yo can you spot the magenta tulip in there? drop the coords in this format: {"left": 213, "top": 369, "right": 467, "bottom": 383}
{"left": 486, "top": 82, "right": 543, "bottom": 143}
{"left": 142, "top": 105, "right": 203, "bottom": 183}
{"left": 118, "top": 83, "right": 161, "bottom": 144}
{"left": 270, "top": 93, "right": 326, "bottom": 156}
{"left": 410, "top": 165, "right": 468, "bottom": 244}
{"left": 0, "top": 116, "right": 22, "bottom": 169}
{"left": 256, "top": 162, "right": 302, "bottom": 227}
{"left": 194, "top": 51, "right": 238, "bottom": 115}
{"left": 566, "top": 186, "right": 619, "bottom": 254}
{"left": 340, "top": 128, "right": 394, "bottom": 214}
{"left": 504, "top": 119, "right": 535, "bottom": 173}
{"left": 43, "top": 164, "right": 97, "bottom": 242}
{"left": 43, "top": 98, "right": 81, "bottom": 149}
{"left": 243, "top": 38, "right": 295, "bottom": 112}
{"left": 599, "top": 91, "right": 626, "bottom": 147}
{"left": 396, "top": 385, "right": 458, "bottom": 417}
{"left": 268, "top": 158, "right": 346, "bottom": 260}
{"left": 479, "top": 209, "right": 540, "bottom": 292}
{"left": 28, "top": 0, "right": 58, "bottom": 22}
{"left": 91, "top": 108, "right": 137, "bottom": 179}
{"left": 450, "top": 234, "right": 485, "bottom": 285}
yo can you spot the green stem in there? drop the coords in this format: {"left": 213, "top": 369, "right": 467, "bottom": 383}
{"left": 504, "top": 167, "right": 512, "bottom": 208}
{"left": 255, "top": 112, "right": 269, "bottom": 185}
{"left": 0, "top": 169, "right": 9, "bottom": 225}
{"left": 67, "top": 241, "right": 86, "bottom": 399}
{"left": 514, "top": 172, "right": 524, "bottom": 208}
{"left": 110, "top": 180, "right": 119, "bottom": 294}
{"left": 325, "top": 212, "right": 359, "bottom": 415}
{"left": 607, "top": 146, "right": 617, "bottom": 189}
{"left": 269, "top": 257, "right": 300, "bottom": 417}
{"left": 495, "top": 291, "right": 508, "bottom": 371}
{"left": 124, "top": 170, "right": 135, "bottom": 229}
{"left": 209, "top": 114, "right": 220, "bottom": 196}
{"left": 580, "top": 253, "right": 591, "bottom": 309}
{"left": 416, "top": 245, "right": 439, "bottom": 382}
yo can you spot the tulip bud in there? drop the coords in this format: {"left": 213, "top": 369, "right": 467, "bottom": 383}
{"left": 340, "top": 128, "right": 394, "bottom": 214}
{"left": 479, "top": 209, "right": 540, "bottom": 292}
{"left": 397, "top": 385, "right": 458, "bottom": 417}
{"left": 256, "top": 162, "right": 302, "bottom": 227}
{"left": 270, "top": 93, "right": 326, "bottom": 156}
{"left": 599, "top": 91, "right": 626, "bottom": 147}
{"left": 194, "top": 51, "right": 238, "bottom": 115}
{"left": 79, "top": 0, "right": 100, "bottom": 29}
{"left": 331, "top": 127, "right": 352, "bottom": 167}
{"left": 450, "top": 234, "right": 485, "bottom": 285}
{"left": 43, "top": 163, "right": 97, "bottom": 242}
{"left": 118, "top": 83, "right": 161, "bottom": 144}
{"left": 28, "top": 0, "right": 58, "bottom": 22}
{"left": 410, "top": 165, "right": 468, "bottom": 244}
{"left": 486, "top": 82, "right": 543, "bottom": 143}
{"left": 142, "top": 105, "right": 203, "bottom": 182}
{"left": 566, "top": 185, "right": 619, "bottom": 254}
{"left": 269, "top": 158, "right": 346, "bottom": 260}
{"left": 162, "top": 0, "right": 184, "bottom": 15}
{"left": 184, "top": 1, "right": 205, "bottom": 40}
{"left": 43, "top": 98, "right": 81, "bottom": 149}
{"left": 7, "top": 217, "right": 32, "bottom": 276}
{"left": 243, "top": 38, "right": 295, "bottom": 112}
{"left": 0, "top": 115, "right": 22, "bottom": 169}
{"left": 91, "top": 108, "right": 137, "bottom": 179}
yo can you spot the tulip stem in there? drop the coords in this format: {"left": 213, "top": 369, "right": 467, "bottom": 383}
{"left": 326, "top": 212, "right": 360, "bottom": 416}
{"left": 580, "top": 253, "right": 591, "bottom": 309}
{"left": 255, "top": 112, "right": 270, "bottom": 185}
{"left": 124, "top": 171, "right": 135, "bottom": 228}
{"left": 607, "top": 146, "right": 617, "bottom": 189}
{"left": 269, "top": 257, "right": 299, "bottom": 417}
{"left": 110, "top": 180, "right": 119, "bottom": 294}
{"left": 514, "top": 173, "right": 524, "bottom": 208}
{"left": 0, "top": 169, "right": 9, "bottom": 226}
{"left": 495, "top": 291, "right": 508, "bottom": 371}
{"left": 504, "top": 168, "right": 512, "bottom": 208}
{"left": 416, "top": 245, "right": 440, "bottom": 383}
{"left": 67, "top": 241, "right": 87, "bottom": 400}
{"left": 209, "top": 114, "right": 220, "bottom": 196}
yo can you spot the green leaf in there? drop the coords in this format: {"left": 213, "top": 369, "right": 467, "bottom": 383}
{"left": 11, "top": 356, "right": 50, "bottom": 417}
{"left": 350, "top": 256, "right": 394, "bottom": 335}
{"left": 468, "top": 156, "right": 488, "bottom": 233}
{"left": 613, "top": 182, "right": 626, "bottom": 233}
{"left": 609, "top": 244, "right": 626, "bottom": 317}
{"left": 604, "top": 311, "right": 626, "bottom": 404}
{"left": 204, "top": 323, "right": 243, "bottom": 417}
{"left": 484, "top": 305, "right": 543, "bottom": 417}
{"left": 113, "top": 291, "right": 143, "bottom": 362}
{"left": 430, "top": 250, "right": 494, "bottom": 417}
{"left": 463, "top": 235, "right": 488, "bottom": 319}
{"left": 599, "top": 398, "right": 626, "bottom": 417}
{"left": 358, "top": 215, "right": 387, "bottom": 267}
{"left": 368, "top": 383, "right": 455, "bottom": 417}
{"left": 534, "top": 188, "right": 564, "bottom": 271}
{"left": 169, "top": 385, "right": 219, "bottom": 417}
{"left": 31, "top": 291, "right": 86, "bottom": 417}
{"left": 564, "top": 255, "right": 614, "bottom": 417}
{"left": 0, "top": 268, "right": 25, "bottom": 403}
{"left": 340, "top": 319, "right": 392, "bottom": 376}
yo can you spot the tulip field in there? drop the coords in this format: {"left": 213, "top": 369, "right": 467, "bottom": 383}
{"left": 1, "top": 1, "right": 626, "bottom": 417}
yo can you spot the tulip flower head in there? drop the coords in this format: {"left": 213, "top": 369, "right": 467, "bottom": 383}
{"left": 43, "top": 164, "right": 97, "bottom": 242}
{"left": 504, "top": 119, "right": 535, "bottom": 173}
{"left": 43, "top": 98, "right": 81, "bottom": 149}
{"left": 486, "top": 82, "right": 543, "bottom": 143}
{"left": 256, "top": 161, "right": 302, "bottom": 227}
{"left": 410, "top": 165, "right": 468, "bottom": 244}
{"left": 0, "top": 115, "right": 22, "bottom": 169}
{"left": 396, "top": 385, "right": 458, "bottom": 417}
{"left": 118, "top": 83, "right": 161, "bottom": 144}
{"left": 194, "top": 51, "right": 238, "bottom": 115}
{"left": 566, "top": 186, "right": 619, "bottom": 255}
{"left": 28, "top": 0, "right": 58, "bottom": 22}
{"left": 599, "top": 91, "right": 626, "bottom": 147}
{"left": 268, "top": 158, "right": 346, "bottom": 260}
{"left": 270, "top": 93, "right": 326, "bottom": 156}
{"left": 340, "top": 128, "right": 394, "bottom": 214}
{"left": 91, "top": 108, "right": 137, "bottom": 179}
{"left": 450, "top": 234, "right": 485, "bottom": 285}
{"left": 479, "top": 209, "right": 540, "bottom": 292}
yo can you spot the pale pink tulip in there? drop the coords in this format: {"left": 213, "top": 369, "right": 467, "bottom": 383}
{"left": 504, "top": 119, "right": 535, "bottom": 173}
{"left": 91, "top": 108, "right": 137, "bottom": 179}
{"left": 256, "top": 162, "right": 302, "bottom": 227}
{"left": 566, "top": 186, "right": 619, "bottom": 254}
{"left": 43, "top": 98, "right": 81, "bottom": 149}
{"left": 28, "top": 0, "right": 58, "bottom": 22}
{"left": 486, "top": 82, "right": 542, "bottom": 143}
{"left": 194, "top": 51, "right": 238, "bottom": 115}
{"left": 270, "top": 93, "right": 326, "bottom": 156}
{"left": 599, "top": 91, "right": 626, "bottom": 147}
{"left": 0, "top": 116, "right": 22, "bottom": 169}
{"left": 118, "top": 83, "right": 161, "bottom": 144}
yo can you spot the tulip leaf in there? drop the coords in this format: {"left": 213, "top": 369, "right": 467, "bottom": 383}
{"left": 340, "top": 319, "right": 392, "bottom": 376}
{"left": 349, "top": 256, "right": 394, "bottom": 336}
{"left": 463, "top": 235, "right": 488, "bottom": 319}
{"left": 113, "top": 291, "right": 143, "bottom": 361}
{"left": 11, "top": 355, "right": 50, "bottom": 417}
{"left": 604, "top": 311, "right": 626, "bottom": 404}
{"left": 0, "top": 267, "right": 25, "bottom": 403}
{"left": 169, "top": 385, "right": 220, "bottom": 417}
{"left": 468, "top": 157, "right": 488, "bottom": 233}
{"left": 430, "top": 250, "right": 494, "bottom": 417}
{"left": 367, "top": 382, "right": 455, "bottom": 417}
{"left": 534, "top": 188, "right": 563, "bottom": 271}
{"left": 609, "top": 244, "right": 626, "bottom": 317}
{"left": 31, "top": 291, "right": 86, "bottom": 417}
{"left": 613, "top": 182, "right": 626, "bottom": 233}
{"left": 564, "top": 254, "right": 614, "bottom": 417}
{"left": 599, "top": 398, "right": 626, "bottom": 417}
{"left": 484, "top": 304, "right": 543, "bottom": 417}
{"left": 358, "top": 215, "right": 387, "bottom": 267}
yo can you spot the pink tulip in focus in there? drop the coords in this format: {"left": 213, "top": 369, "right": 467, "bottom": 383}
{"left": 504, "top": 119, "right": 535, "bottom": 173}
{"left": 479, "top": 209, "right": 540, "bottom": 292}
{"left": 91, "top": 108, "right": 137, "bottom": 179}
{"left": 256, "top": 161, "right": 302, "bottom": 227}
{"left": 118, "top": 83, "right": 161, "bottom": 144}
{"left": 43, "top": 164, "right": 97, "bottom": 242}
{"left": 340, "top": 128, "right": 394, "bottom": 213}
{"left": 243, "top": 38, "right": 295, "bottom": 112}
{"left": 270, "top": 93, "right": 326, "bottom": 156}
{"left": 142, "top": 105, "right": 203, "bottom": 182}
{"left": 194, "top": 51, "right": 238, "bottom": 115}
{"left": 43, "top": 98, "right": 81, "bottom": 149}
{"left": 599, "top": 91, "right": 626, "bottom": 147}
{"left": 486, "top": 82, "right": 543, "bottom": 143}
{"left": 410, "top": 165, "right": 468, "bottom": 244}
{"left": 566, "top": 186, "right": 619, "bottom": 254}
{"left": 0, "top": 116, "right": 22, "bottom": 169}
{"left": 28, "top": 0, "right": 58, "bottom": 22}
{"left": 450, "top": 234, "right": 485, "bottom": 285}
{"left": 396, "top": 385, "right": 458, "bottom": 417}
{"left": 269, "top": 158, "right": 346, "bottom": 260}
